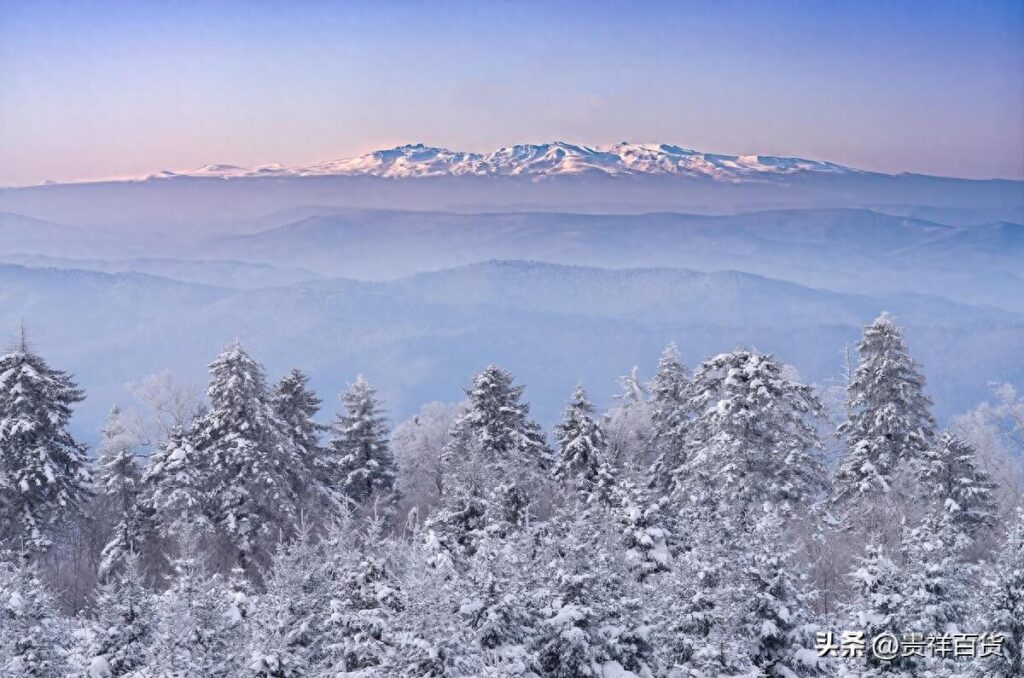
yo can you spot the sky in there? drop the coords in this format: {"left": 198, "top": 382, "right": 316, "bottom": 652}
{"left": 1, "top": 0, "right": 1022, "bottom": 186}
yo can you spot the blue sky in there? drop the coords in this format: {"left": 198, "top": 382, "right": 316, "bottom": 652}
{"left": 1, "top": 0, "right": 1022, "bottom": 185}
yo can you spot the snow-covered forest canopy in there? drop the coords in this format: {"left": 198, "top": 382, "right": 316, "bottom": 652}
{"left": 0, "top": 313, "right": 1022, "bottom": 677}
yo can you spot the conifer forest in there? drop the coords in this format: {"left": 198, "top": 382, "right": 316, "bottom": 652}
{"left": 0, "top": 314, "right": 1021, "bottom": 677}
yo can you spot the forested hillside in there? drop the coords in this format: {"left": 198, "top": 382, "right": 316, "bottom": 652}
{"left": 1, "top": 314, "right": 1021, "bottom": 677}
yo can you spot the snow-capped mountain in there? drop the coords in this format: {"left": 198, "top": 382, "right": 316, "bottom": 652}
{"left": 142, "top": 142, "right": 861, "bottom": 182}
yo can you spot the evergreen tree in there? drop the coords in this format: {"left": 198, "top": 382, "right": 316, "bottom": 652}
{"left": 552, "top": 384, "right": 613, "bottom": 500}
{"left": 246, "top": 525, "right": 324, "bottom": 677}
{"left": 86, "top": 553, "right": 155, "bottom": 677}
{"left": 534, "top": 500, "right": 655, "bottom": 678}
{"left": 0, "top": 337, "right": 91, "bottom": 553}
{"left": 321, "top": 516, "right": 402, "bottom": 674}
{"left": 677, "top": 350, "right": 826, "bottom": 520}
{"left": 920, "top": 431, "right": 997, "bottom": 548}
{"left": 900, "top": 509, "right": 967, "bottom": 639}
{"left": 273, "top": 369, "right": 337, "bottom": 512}
{"left": 143, "top": 424, "right": 209, "bottom": 536}
{"left": 842, "top": 542, "right": 911, "bottom": 677}
{"left": 189, "top": 343, "right": 302, "bottom": 570}
{"left": 95, "top": 405, "right": 147, "bottom": 580}
{"left": 429, "top": 366, "right": 552, "bottom": 556}
{"left": 973, "top": 510, "right": 1024, "bottom": 678}
{"left": 0, "top": 558, "right": 69, "bottom": 677}
{"left": 737, "top": 513, "right": 826, "bottom": 678}
{"left": 148, "top": 531, "right": 241, "bottom": 677}
{"left": 648, "top": 343, "right": 691, "bottom": 491}
{"left": 328, "top": 375, "right": 397, "bottom": 508}
{"left": 834, "top": 313, "right": 936, "bottom": 508}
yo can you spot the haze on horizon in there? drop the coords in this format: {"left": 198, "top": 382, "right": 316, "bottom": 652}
{"left": 1, "top": 0, "right": 1022, "bottom": 187}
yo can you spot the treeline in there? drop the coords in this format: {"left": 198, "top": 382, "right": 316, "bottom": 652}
{"left": 0, "top": 314, "right": 1022, "bottom": 677}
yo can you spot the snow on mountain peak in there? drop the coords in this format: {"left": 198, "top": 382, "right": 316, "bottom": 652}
{"left": 141, "top": 142, "right": 861, "bottom": 182}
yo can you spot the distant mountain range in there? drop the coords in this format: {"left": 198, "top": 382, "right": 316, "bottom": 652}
{"left": 138, "top": 142, "right": 860, "bottom": 182}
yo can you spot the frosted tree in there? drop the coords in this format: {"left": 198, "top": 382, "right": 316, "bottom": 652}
{"left": 273, "top": 369, "right": 336, "bottom": 513}
{"left": 0, "top": 558, "right": 69, "bottom": 677}
{"left": 552, "top": 384, "right": 614, "bottom": 500}
{"left": 677, "top": 350, "right": 826, "bottom": 521}
{"left": 328, "top": 375, "right": 397, "bottom": 508}
{"left": 189, "top": 343, "right": 302, "bottom": 571}
{"left": 604, "top": 367, "right": 653, "bottom": 470}
{"left": 391, "top": 401, "right": 459, "bottom": 521}
{"left": 0, "top": 337, "right": 91, "bottom": 554}
{"left": 920, "top": 431, "right": 997, "bottom": 548}
{"left": 834, "top": 313, "right": 936, "bottom": 510}
{"left": 95, "top": 405, "right": 147, "bottom": 580}
{"left": 648, "top": 343, "right": 691, "bottom": 491}
{"left": 974, "top": 509, "right": 1024, "bottom": 678}
{"left": 85, "top": 553, "right": 155, "bottom": 677}
{"left": 429, "top": 366, "right": 551, "bottom": 555}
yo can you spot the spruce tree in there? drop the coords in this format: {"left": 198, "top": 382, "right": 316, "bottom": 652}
{"left": 974, "top": 510, "right": 1024, "bottom": 678}
{"left": 834, "top": 313, "right": 936, "bottom": 508}
{"left": 96, "top": 405, "right": 147, "bottom": 580}
{"left": 0, "top": 337, "right": 91, "bottom": 553}
{"left": 0, "top": 558, "right": 69, "bottom": 677}
{"left": 552, "top": 384, "right": 613, "bottom": 499}
{"left": 648, "top": 343, "right": 691, "bottom": 491}
{"left": 143, "top": 424, "right": 209, "bottom": 536}
{"left": 148, "top": 531, "right": 240, "bottom": 677}
{"left": 328, "top": 376, "right": 397, "bottom": 508}
{"left": 843, "top": 542, "right": 911, "bottom": 676}
{"left": 86, "top": 553, "right": 155, "bottom": 677}
{"left": 677, "top": 350, "right": 826, "bottom": 520}
{"left": 273, "top": 370, "right": 336, "bottom": 512}
{"left": 189, "top": 343, "right": 302, "bottom": 570}
{"left": 920, "top": 431, "right": 997, "bottom": 547}
{"left": 246, "top": 525, "right": 324, "bottom": 677}
{"left": 429, "top": 366, "right": 551, "bottom": 555}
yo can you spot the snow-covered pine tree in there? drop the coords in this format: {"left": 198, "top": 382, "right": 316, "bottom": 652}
{"left": 95, "top": 405, "right": 147, "bottom": 581}
{"left": 834, "top": 313, "right": 936, "bottom": 510}
{"left": 900, "top": 508, "right": 967, "bottom": 640}
{"left": 143, "top": 424, "right": 209, "bottom": 537}
{"left": 534, "top": 499, "right": 655, "bottom": 678}
{"left": 648, "top": 343, "right": 691, "bottom": 492}
{"left": 246, "top": 524, "right": 325, "bottom": 677}
{"left": 842, "top": 541, "right": 911, "bottom": 677}
{"left": 321, "top": 516, "right": 402, "bottom": 675}
{"left": 552, "top": 384, "right": 614, "bottom": 500}
{"left": 737, "top": 513, "right": 827, "bottom": 678}
{"left": 973, "top": 509, "right": 1024, "bottom": 678}
{"left": 429, "top": 366, "right": 552, "bottom": 555}
{"left": 189, "top": 343, "right": 302, "bottom": 571}
{"left": 148, "top": 529, "right": 241, "bottom": 677}
{"left": 0, "top": 336, "right": 91, "bottom": 554}
{"left": 0, "top": 557, "right": 70, "bottom": 677}
{"left": 677, "top": 350, "right": 826, "bottom": 521}
{"left": 273, "top": 369, "right": 337, "bottom": 513}
{"left": 328, "top": 375, "right": 397, "bottom": 509}
{"left": 85, "top": 553, "right": 155, "bottom": 677}
{"left": 920, "top": 431, "right": 997, "bottom": 548}
{"left": 458, "top": 530, "right": 540, "bottom": 675}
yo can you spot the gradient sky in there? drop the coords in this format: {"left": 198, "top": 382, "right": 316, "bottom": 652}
{"left": 1, "top": 0, "right": 1022, "bottom": 186}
